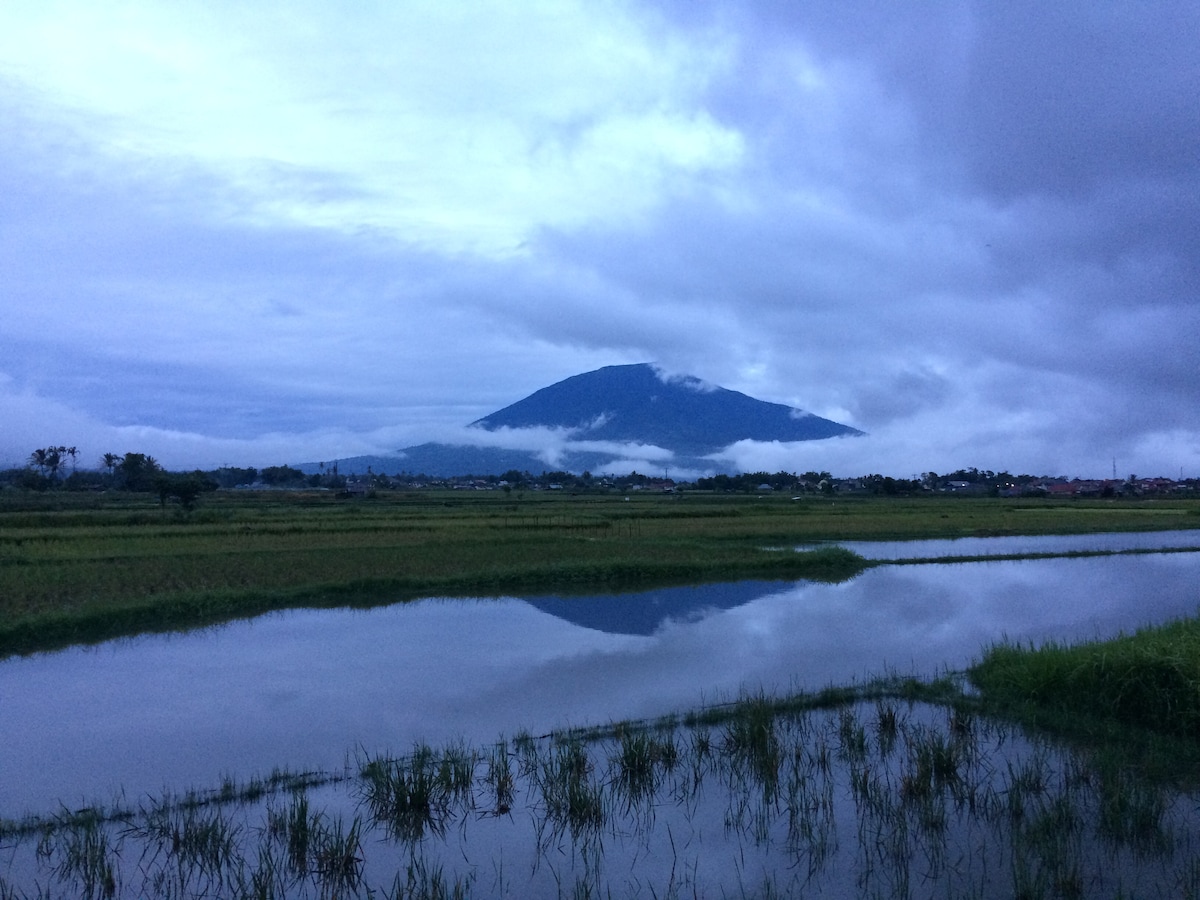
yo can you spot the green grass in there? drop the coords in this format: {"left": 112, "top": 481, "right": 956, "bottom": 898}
{"left": 970, "top": 618, "right": 1200, "bottom": 740}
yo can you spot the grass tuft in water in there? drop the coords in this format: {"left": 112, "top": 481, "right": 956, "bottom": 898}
{"left": 36, "top": 810, "right": 119, "bottom": 900}
{"left": 536, "top": 739, "right": 606, "bottom": 838}
{"left": 722, "top": 694, "right": 782, "bottom": 796}
{"left": 358, "top": 743, "right": 478, "bottom": 843}
{"left": 390, "top": 854, "right": 475, "bottom": 899}
{"left": 484, "top": 741, "right": 515, "bottom": 816}
{"left": 612, "top": 727, "right": 679, "bottom": 808}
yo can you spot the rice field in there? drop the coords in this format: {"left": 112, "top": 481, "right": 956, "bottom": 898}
{"left": 2, "top": 491, "right": 1199, "bottom": 896}
{"left": 2, "top": 490, "right": 1196, "bottom": 659}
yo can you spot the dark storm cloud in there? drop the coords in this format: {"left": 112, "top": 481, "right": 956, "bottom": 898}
{"left": 956, "top": 4, "right": 1200, "bottom": 199}
{"left": 517, "top": 2, "right": 1200, "bottom": 473}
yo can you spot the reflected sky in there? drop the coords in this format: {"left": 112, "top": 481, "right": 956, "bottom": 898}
{"left": 1, "top": 549, "right": 1197, "bottom": 816}
{"left": 798, "top": 527, "right": 1200, "bottom": 559}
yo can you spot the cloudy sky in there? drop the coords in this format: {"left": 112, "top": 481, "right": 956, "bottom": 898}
{"left": 2, "top": 1, "right": 1197, "bottom": 478}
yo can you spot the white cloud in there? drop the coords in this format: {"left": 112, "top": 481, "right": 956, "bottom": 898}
{"left": 0, "top": 2, "right": 741, "bottom": 254}
{"left": 652, "top": 364, "right": 719, "bottom": 393}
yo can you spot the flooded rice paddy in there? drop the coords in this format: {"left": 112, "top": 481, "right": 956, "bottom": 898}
{"left": 798, "top": 528, "right": 1200, "bottom": 560}
{"left": 2, "top": 531, "right": 1199, "bottom": 897}
{"left": 11, "top": 699, "right": 1200, "bottom": 898}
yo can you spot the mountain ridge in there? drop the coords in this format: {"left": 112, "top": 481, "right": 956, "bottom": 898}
{"left": 297, "top": 363, "right": 862, "bottom": 477}
{"left": 473, "top": 363, "right": 860, "bottom": 455}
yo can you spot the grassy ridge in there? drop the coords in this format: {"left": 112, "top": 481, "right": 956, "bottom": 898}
{"left": 1, "top": 489, "right": 1197, "bottom": 659}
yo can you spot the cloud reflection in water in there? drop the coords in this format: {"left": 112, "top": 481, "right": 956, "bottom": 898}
{"left": 0, "top": 550, "right": 1196, "bottom": 815}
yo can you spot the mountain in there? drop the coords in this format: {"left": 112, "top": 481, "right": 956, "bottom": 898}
{"left": 297, "top": 363, "right": 862, "bottom": 477}
{"left": 473, "top": 364, "right": 860, "bottom": 455}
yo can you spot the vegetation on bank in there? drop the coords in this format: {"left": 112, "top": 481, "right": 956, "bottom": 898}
{"left": 971, "top": 617, "right": 1200, "bottom": 750}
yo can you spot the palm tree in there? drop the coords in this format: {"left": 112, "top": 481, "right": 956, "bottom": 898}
{"left": 101, "top": 453, "right": 121, "bottom": 480}
{"left": 28, "top": 448, "right": 48, "bottom": 477}
{"left": 45, "top": 446, "right": 65, "bottom": 483}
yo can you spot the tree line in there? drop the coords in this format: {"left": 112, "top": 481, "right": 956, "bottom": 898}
{"left": 11, "top": 448, "right": 217, "bottom": 511}
{"left": 3, "top": 449, "right": 355, "bottom": 509}
{"left": 7, "top": 448, "right": 1195, "bottom": 505}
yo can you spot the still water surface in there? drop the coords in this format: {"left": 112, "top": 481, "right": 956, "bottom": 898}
{"left": 800, "top": 527, "right": 1200, "bottom": 559}
{"left": 1, "top": 532, "right": 1197, "bottom": 816}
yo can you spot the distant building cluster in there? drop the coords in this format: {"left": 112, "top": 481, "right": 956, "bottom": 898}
{"left": 1020, "top": 477, "right": 1191, "bottom": 498}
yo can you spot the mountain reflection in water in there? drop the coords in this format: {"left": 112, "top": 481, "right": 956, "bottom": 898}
{"left": 524, "top": 580, "right": 782, "bottom": 635}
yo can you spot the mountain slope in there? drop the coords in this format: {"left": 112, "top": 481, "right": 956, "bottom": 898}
{"left": 297, "top": 363, "right": 862, "bottom": 477}
{"left": 473, "top": 363, "right": 861, "bottom": 454}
